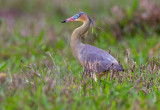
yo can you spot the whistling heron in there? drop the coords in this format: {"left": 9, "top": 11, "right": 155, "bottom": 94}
{"left": 62, "top": 12, "right": 124, "bottom": 81}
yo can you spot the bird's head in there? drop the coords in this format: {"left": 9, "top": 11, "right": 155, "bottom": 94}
{"left": 61, "top": 12, "right": 93, "bottom": 24}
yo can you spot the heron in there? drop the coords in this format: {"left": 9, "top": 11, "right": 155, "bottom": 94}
{"left": 62, "top": 12, "right": 124, "bottom": 81}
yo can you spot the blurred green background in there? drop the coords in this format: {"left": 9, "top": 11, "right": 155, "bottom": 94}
{"left": 0, "top": 0, "right": 160, "bottom": 110}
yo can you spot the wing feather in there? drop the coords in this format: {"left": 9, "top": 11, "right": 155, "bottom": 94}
{"left": 79, "top": 45, "right": 123, "bottom": 73}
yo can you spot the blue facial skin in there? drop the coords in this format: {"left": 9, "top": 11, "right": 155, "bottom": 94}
{"left": 72, "top": 12, "right": 94, "bottom": 26}
{"left": 73, "top": 14, "right": 80, "bottom": 19}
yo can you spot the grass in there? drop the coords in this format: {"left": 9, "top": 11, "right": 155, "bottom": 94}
{"left": 0, "top": 0, "right": 160, "bottom": 110}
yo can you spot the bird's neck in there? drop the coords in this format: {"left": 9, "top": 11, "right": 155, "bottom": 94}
{"left": 70, "top": 19, "right": 91, "bottom": 57}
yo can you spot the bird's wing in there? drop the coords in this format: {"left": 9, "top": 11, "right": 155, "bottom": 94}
{"left": 79, "top": 45, "right": 123, "bottom": 73}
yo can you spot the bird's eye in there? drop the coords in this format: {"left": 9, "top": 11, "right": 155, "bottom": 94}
{"left": 73, "top": 14, "right": 80, "bottom": 19}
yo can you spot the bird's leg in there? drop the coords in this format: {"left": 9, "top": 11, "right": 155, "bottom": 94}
{"left": 91, "top": 72, "right": 97, "bottom": 82}
{"left": 90, "top": 72, "right": 97, "bottom": 82}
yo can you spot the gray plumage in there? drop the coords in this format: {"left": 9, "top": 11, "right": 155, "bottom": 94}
{"left": 78, "top": 44, "right": 124, "bottom": 73}
{"left": 62, "top": 12, "right": 124, "bottom": 80}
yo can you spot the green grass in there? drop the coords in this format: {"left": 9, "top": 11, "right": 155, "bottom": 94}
{"left": 0, "top": 0, "right": 160, "bottom": 110}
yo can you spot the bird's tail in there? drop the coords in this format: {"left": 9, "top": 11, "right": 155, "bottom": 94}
{"left": 113, "top": 64, "right": 124, "bottom": 71}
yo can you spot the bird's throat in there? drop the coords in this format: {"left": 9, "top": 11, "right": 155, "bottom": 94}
{"left": 70, "top": 20, "right": 91, "bottom": 58}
